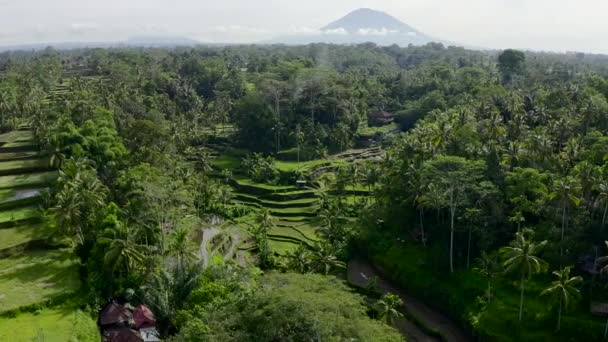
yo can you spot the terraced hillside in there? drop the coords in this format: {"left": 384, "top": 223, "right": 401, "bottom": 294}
{"left": 0, "top": 129, "right": 98, "bottom": 341}
{"left": 210, "top": 146, "right": 378, "bottom": 256}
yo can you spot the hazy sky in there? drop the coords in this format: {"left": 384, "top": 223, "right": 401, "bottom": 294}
{"left": 1, "top": 0, "right": 608, "bottom": 53}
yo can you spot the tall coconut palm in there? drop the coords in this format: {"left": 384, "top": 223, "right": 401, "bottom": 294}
{"left": 541, "top": 266, "right": 582, "bottom": 331}
{"left": 473, "top": 251, "right": 500, "bottom": 303}
{"left": 168, "top": 226, "right": 198, "bottom": 272}
{"left": 597, "top": 183, "right": 608, "bottom": 231}
{"left": 376, "top": 293, "right": 404, "bottom": 326}
{"left": 99, "top": 224, "right": 147, "bottom": 278}
{"left": 310, "top": 242, "right": 346, "bottom": 275}
{"left": 500, "top": 232, "right": 548, "bottom": 321}
{"left": 598, "top": 241, "right": 608, "bottom": 337}
{"left": 286, "top": 244, "right": 313, "bottom": 273}
{"left": 549, "top": 176, "right": 581, "bottom": 257}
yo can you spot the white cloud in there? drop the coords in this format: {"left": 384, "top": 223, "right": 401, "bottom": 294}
{"left": 213, "top": 25, "right": 269, "bottom": 34}
{"left": 322, "top": 28, "right": 348, "bottom": 35}
{"left": 289, "top": 26, "right": 320, "bottom": 35}
{"left": 356, "top": 28, "right": 398, "bottom": 36}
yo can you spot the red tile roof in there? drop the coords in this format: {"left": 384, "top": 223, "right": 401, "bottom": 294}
{"left": 133, "top": 304, "right": 156, "bottom": 329}
{"left": 100, "top": 303, "right": 134, "bottom": 327}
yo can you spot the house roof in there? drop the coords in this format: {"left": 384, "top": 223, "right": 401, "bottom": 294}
{"left": 100, "top": 303, "right": 134, "bottom": 327}
{"left": 104, "top": 328, "right": 143, "bottom": 342}
{"left": 133, "top": 305, "right": 156, "bottom": 330}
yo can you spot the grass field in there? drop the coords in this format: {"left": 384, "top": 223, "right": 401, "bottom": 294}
{"left": 0, "top": 171, "right": 57, "bottom": 189}
{"left": 0, "top": 249, "right": 80, "bottom": 313}
{"left": 0, "top": 206, "right": 40, "bottom": 224}
{"left": 0, "top": 131, "right": 33, "bottom": 144}
{"left": 0, "top": 307, "right": 99, "bottom": 341}
{"left": 0, "top": 158, "right": 47, "bottom": 172}
{"left": 0, "top": 224, "right": 49, "bottom": 251}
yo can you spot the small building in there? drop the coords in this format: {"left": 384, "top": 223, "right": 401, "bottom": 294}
{"left": 100, "top": 302, "right": 160, "bottom": 342}
{"left": 103, "top": 328, "right": 143, "bottom": 342}
{"left": 100, "top": 303, "right": 134, "bottom": 330}
{"left": 133, "top": 305, "right": 156, "bottom": 330}
{"left": 368, "top": 111, "right": 394, "bottom": 127}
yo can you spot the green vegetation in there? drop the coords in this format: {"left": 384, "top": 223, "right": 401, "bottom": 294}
{"left": 0, "top": 224, "right": 49, "bottom": 250}
{"left": 0, "top": 249, "right": 80, "bottom": 313}
{"left": 3, "top": 41, "right": 608, "bottom": 341}
{"left": 0, "top": 307, "right": 99, "bottom": 342}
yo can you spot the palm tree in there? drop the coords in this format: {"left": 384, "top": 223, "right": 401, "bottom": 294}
{"left": 310, "top": 242, "right": 346, "bottom": 275}
{"left": 500, "top": 232, "right": 548, "bottom": 321}
{"left": 598, "top": 242, "right": 608, "bottom": 338}
{"left": 549, "top": 177, "right": 581, "bottom": 257}
{"left": 376, "top": 293, "right": 404, "bottom": 326}
{"left": 597, "top": 183, "right": 608, "bottom": 231}
{"left": 168, "top": 226, "right": 198, "bottom": 272}
{"left": 286, "top": 244, "right": 313, "bottom": 273}
{"left": 464, "top": 207, "right": 482, "bottom": 269}
{"left": 254, "top": 209, "right": 275, "bottom": 269}
{"left": 98, "top": 224, "right": 147, "bottom": 278}
{"left": 473, "top": 251, "right": 500, "bottom": 303}
{"left": 541, "top": 266, "right": 582, "bottom": 331}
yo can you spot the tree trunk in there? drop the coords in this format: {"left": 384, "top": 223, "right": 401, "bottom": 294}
{"left": 560, "top": 202, "right": 566, "bottom": 257}
{"left": 420, "top": 209, "right": 426, "bottom": 247}
{"left": 519, "top": 272, "right": 525, "bottom": 321}
{"left": 604, "top": 317, "right": 608, "bottom": 338}
{"left": 467, "top": 222, "right": 472, "bottom": 269}
{"left": 449, "top": 193, "right": 455, "bottom": 273}
{"left": 557, "top": 297, "right": 562, "bottom": 331}
{"left": 487, "top": 280, "right": 492, "bottom": 303}
{"left": 602, "top": 203, "right": 607, "bottom": 232}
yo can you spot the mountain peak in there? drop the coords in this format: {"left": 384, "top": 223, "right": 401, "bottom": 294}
{"left": 322, "top": 8, "right": 419, "bottom": 34}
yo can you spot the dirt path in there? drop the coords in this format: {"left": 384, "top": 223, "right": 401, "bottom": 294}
{"left": 348, "top": 259, "right": 471, "bottom": 342}
{"left": 199, "top": 228, "right": 221, "bottom": 268}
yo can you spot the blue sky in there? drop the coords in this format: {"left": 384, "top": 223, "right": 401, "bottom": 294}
{"left": 1, "top": 0, "right": 607, "bottom": 53}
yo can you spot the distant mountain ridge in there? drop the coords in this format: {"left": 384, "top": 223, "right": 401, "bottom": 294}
{"left": 271, "top": 8, "right": 441, "bottom": 47}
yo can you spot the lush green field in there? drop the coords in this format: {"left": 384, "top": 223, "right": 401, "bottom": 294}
{"left": 0, "top": 307, "right": 99, "bottom": 341}
{"left": 0, "top": 158, "right": 47, "bottom": 172}
{"left": 0, "top": 224, "right": 49, "bottom": 250}
{"left": 0, "top": 131, "right": 33, "bottom": 144}
{"left": 0, "top": 171, "right": 57, "bottom": 189}
{"left": 0, "top": 206, "right": 40, "bottom": 224}
{"left": 0, "top": 249, "right": 80, "bottom": 313}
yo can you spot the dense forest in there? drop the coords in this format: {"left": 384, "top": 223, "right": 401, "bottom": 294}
{"left": 1, "top": 42, "right": 608, "bottom": 341}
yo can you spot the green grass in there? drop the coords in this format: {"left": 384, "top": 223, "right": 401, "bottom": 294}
{"left": 0, "top": 249, "right": 81, "bottom": 313}
{"left": 269, "top": 240, "right": 301, "bottom": 255}
{"left": 0, "top": 131, "right": 33, "bottom": 144}
{"left": 275, "top": 158, "right": 336, "bottom": 172}
{"left": 0, "top": 224, "right": 50, "bottom": 251}
{"left": 357, "top": 122, "right": 398, "bottom": 136}
{"left": 0, "top": 206, "right": 40, "bottom": 224}
{"left": 0, "top": 158, "right": 47, "bottom": 172}
{"left": 235, "top": 177, "right": 298, "bottom": 192}
{"left": 369, "top": 241, "right": 607, "bottom": 342}
{"left": 270, "top": 226, "right": 317, "bottom": 244}
{"left": 212, "top": 154, "right": 242, "bottom": 170}
{"left": 0, "top": 151, "right": 39, "bottom": 161}
{"left": 0, "top": 306, "right": 99, "bottom": 341}
{"left": 0, "top": 171, "right": 57, "bottom": 189}
{"left": 234, "top": 193, "right": 318, "bottom": 208}
{"left": 2, "top": 141, "right": 36, "bottom": 149}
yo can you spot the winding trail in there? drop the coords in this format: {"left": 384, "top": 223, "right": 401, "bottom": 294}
{"left": 199, "top": 228, "right": 221, "bottom": 268}
{"left": 348, "top": 259, "right": 471, "bottom": 342}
